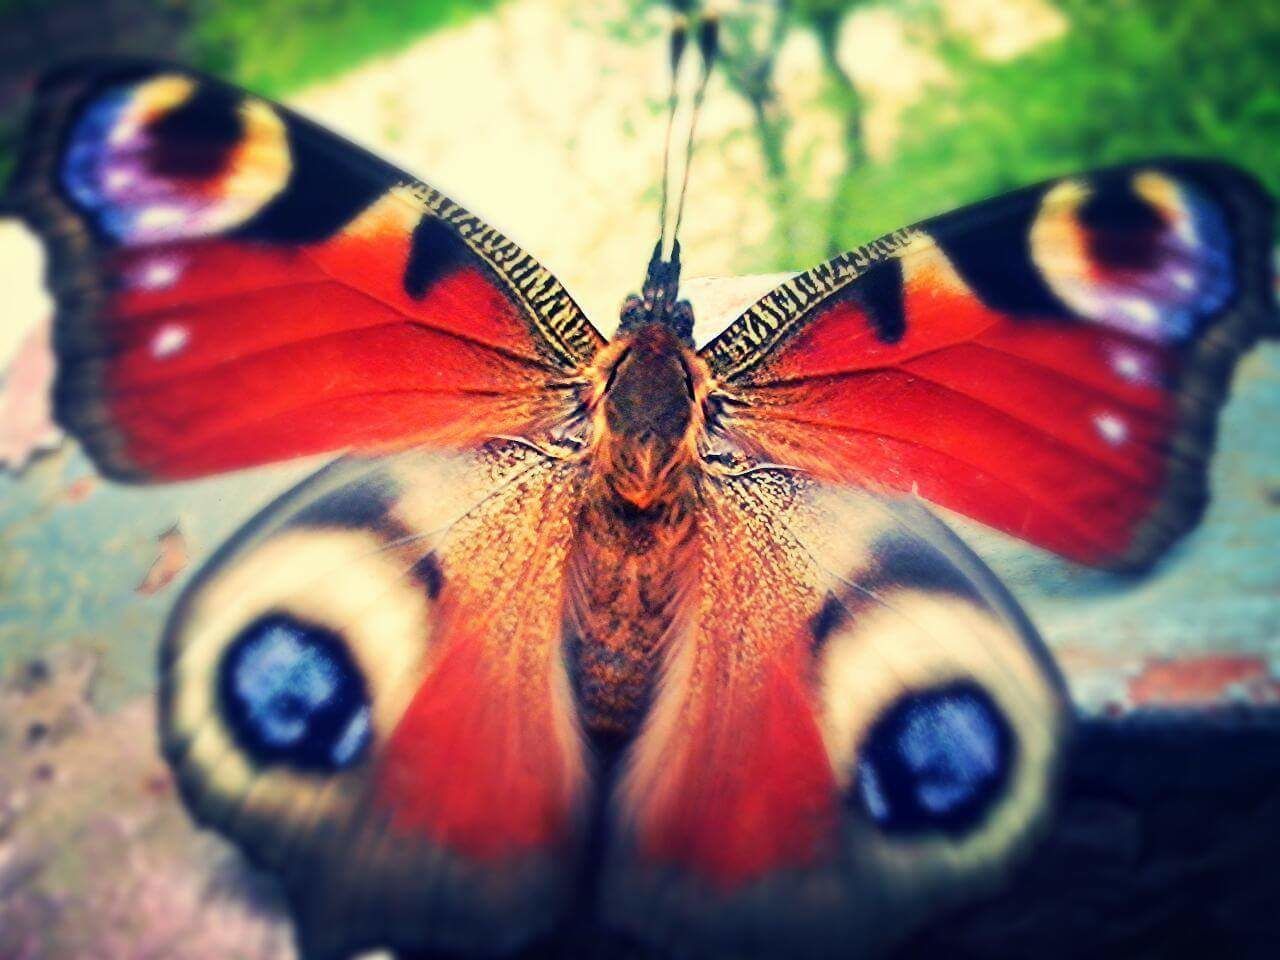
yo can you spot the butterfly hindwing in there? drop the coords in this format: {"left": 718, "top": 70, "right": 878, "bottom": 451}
{"left": 160, "top": 440, "right": 590, "bottom": 959}
{"left": 701, "top": 161, "right": 1275, "bottom": 569}
{"left": 9, "top": 61, "right": 603, "bottom": 481}
{"left": 603, "top": 470, "right": 1070, "bottom": 958}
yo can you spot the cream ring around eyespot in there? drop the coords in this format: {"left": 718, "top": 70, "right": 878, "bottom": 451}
{"left": 1133, "top": 170, "right": 1192, "bottom": 240}
{"left": 122, "top": 74, "right": 197, "bottom": 134}
{"left": 816, "top": 590, "right": 1066, "bottom": 877}
{"left": 1028, "top": 179, "right": 1093, "bottom": 305}
{"left": 226, "top": 98, "right": 293, "bottom": 202}
{"left": 163, "top": 527, "right": 433, "bottom": 831}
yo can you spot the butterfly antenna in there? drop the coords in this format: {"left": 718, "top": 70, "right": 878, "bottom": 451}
{"left": 670, "top": 11, "right": 719, "bottom": 252}
{"left": 657, "top": 12, "right": 689, "bottom": 254}
{"left": 626, "top": 3, "right": 716, "bottom": 341}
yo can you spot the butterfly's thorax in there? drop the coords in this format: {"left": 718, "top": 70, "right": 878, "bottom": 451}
{"left": 587, "top": 322, "right": 706, "bottom": 511}
{"left": 566, "top": 322, "right": 708, "bottom": 740}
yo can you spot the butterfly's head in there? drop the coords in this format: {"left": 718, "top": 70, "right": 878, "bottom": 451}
{"left": 619, "top": 239, "right": 695, "bottom": 343}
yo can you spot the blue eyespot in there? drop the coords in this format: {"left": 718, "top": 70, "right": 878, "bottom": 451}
{"left": 218, "top": 615, "right": 372, "bottom": 771}
{"left": 854, "top": 683, "right": 1013, "bottom": 836}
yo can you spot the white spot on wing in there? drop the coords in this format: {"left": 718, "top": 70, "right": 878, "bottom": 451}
{"left": 151, "top": 324, "right": 189, "bottom": 358}
{"left": 1108, "top": 346, "right": 1155, "bottom": 385}
{"left": 1093, "top": 411, "right": 1128, "bottom": 446}
{"left": 135, "top": 258, "right": 183, "bottom": 291}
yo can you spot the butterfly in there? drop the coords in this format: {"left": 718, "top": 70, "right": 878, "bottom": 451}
{"left": 4, "top": 36, "right": 1275, "bottom": 960}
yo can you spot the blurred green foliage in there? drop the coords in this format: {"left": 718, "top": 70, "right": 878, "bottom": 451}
{"left": 189, "top": 0, "right": 505, "bottom": 93}
{"left": 767, "top": 0, "right": 1280, "bottom": 270}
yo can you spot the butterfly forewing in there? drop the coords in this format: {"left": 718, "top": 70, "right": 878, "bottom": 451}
{"left": 9, "top": 61, "right": 604, "bottom": 481}
{"left": 702, "top": 161, "right": 1276, "bottom": 569}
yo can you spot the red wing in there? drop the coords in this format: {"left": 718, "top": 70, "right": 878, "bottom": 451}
{"left": 160, "top": 442, "right": 590, "bottom": 958}
{"left": 618, "top": 474, "right": 837, "bottom": 887}
{"left": 9, "top": 61, "right": 603, "bottom": 481}
{"left": 603, "top": 470, "right": 1069, "bottom": 958}
{"left": 375, "top": 452, "right": 588, "bottom": 862}
{"left": 701, "top": 161, "right": 1275, "bottom": 569}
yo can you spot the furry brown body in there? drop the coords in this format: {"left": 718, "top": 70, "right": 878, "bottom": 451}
{"left": 568, "top": 322, "right": 709, "bottom": 742}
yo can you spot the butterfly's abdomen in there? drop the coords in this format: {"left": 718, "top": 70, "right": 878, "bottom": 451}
{"left": 566, "top": 323, "right": 709, "bottom": 741}
{"left": 565, "top": 491, "right": 698, "bottom": 744}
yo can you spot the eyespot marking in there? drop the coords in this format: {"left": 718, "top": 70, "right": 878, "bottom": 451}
{"left": 1077, "top": 180, "right": 1167, "bottom": 272}
{"left": 218, "top": 614, "right": 372, "bottom": 771}
{"left": 854, "top": 682, "right": 1014, "bottom": 836}
{"left": 144, "top": 84, "right": 244, "bottom": 180}
{"left": 60, "top": 75, "right": 290, "bottom": 244}
{"left": 1030, "top": 171, "right": 1236, "bottom": 343}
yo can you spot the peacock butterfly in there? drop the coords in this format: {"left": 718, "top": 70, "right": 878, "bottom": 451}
{"left": 3, "top": 14, "right": 1275, "bottom": 959}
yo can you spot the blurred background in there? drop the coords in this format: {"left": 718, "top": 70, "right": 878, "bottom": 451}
{"left": 0, "top": 1, "right": 1278, "bottom": 957}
